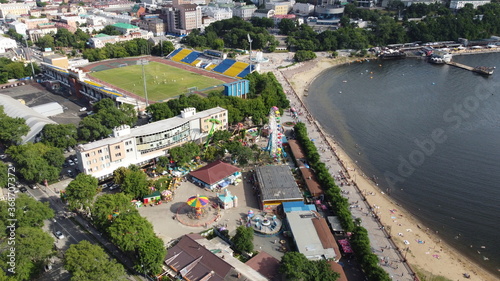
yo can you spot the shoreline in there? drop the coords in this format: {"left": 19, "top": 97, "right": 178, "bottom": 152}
{"left": 278, "top": 56, "right": 498, "bottom": 281}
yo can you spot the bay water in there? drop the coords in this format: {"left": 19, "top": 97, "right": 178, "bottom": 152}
{"left": 305, "top": 53, "right": 500, "bottom": 277}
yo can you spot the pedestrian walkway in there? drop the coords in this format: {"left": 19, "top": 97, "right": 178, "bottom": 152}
{"left": 273, "top": 69, "right": 416, "bottom": 280}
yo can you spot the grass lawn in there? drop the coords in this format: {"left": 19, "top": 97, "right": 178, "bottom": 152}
{"left": 91, "top": 62, "right": 224, "bottom": 101}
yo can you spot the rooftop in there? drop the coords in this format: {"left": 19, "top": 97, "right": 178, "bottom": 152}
{"left": 111, "top": 22, "right": 138, "bottom": 29}
{"left": 79, "top": 107, "right": 226, "bottom": 151}
{"left": 255, "top": 165, "right": 303, "bottom": 202}
{"left": 189, "top": 160, "right": 240, "bottom": 186}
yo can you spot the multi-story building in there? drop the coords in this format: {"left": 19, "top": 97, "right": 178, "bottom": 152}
{"left": 449, "top": 0, "right": 490, "bottom": 9}
{"left": 201, "top": 6, "right": 233, "bottom": 21}
{"left": 164, "top": 0, "right": 202, "bottom": 35}
{"left": 232, "top": 2, "right": 257, "bottom": 20}
{"left": 0, "top": 37, "right": 17, "bottom": 53}
{"left": 28, "top": 23, "right": 58, "bottom": 42}
{"left": 265, "top": 1, "right": 291, "bottom": 15}
{"left": 23, "top": 18, "right": 50, "bottom": 29}
{"left": 7, "top": 21, "right": 27, "bottom": 35}
{"left": 253, "top": 9, "right": 275, "bottom": 18}
{"left": 137, "top": 18, "right": 166, "bottom": 36}
{"left": 76, "top": 107, "right": 228, "bottom": 180}
{"left": 293, "top": 2, "right": 314, "bottom": 16}
{"left": 112, "top": 22, "right": 141, "bottom": 34}
{"left": 0, "top": 3, "right": 30, "bottom": 18}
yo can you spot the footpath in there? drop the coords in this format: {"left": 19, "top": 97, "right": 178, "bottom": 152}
{"left": 272, "top": 69, "right": 417, "bottom": 281}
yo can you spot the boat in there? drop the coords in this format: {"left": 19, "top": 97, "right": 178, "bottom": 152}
{"left": 473, "top": 66, "right": 495, "bottom": 75}
{"left": 378, "top": 50, "right": 406, "bottom": 60}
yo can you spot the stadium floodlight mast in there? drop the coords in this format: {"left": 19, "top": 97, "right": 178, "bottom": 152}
{"left": 248, "top": 33, "right": 253, "bottom": 74}
{"left": 140, "top": 59, "right": 149, "bottom": 107}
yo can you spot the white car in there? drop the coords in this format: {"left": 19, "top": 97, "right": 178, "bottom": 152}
{"left": 79, "top": 107, "right": 87, "bottom": 112}
{"left": 68, "top": 159, "right": 75, "bottom": 166}
{"left": 54, "top": 230, "right": 65, "bottom": 239}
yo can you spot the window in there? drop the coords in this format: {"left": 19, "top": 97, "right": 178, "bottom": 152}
{"left": 115, "top": 145, "right": 120, "bottom": 150}
{"left": 104, "top": 155, "right": 109, "bottom": 159}
{"left": 115, "top": 153, "right": 122, "bottom": 157}
{"left": 85, "top": 153, "right": 90, "bottom": 157}
{"left": 93, "top": 159, "right": 97, "bottom": 163}
{"left": 92, "top": 151, "right": 96, "bottom": 156}
{"left": 100, "top": 157, "right": 104, "bottom": 161}
{"left": 98, "top": 149, "right": 102, "bottom": 153}
{"left": 87, "top": 161, "right": 91, "bottom": 165}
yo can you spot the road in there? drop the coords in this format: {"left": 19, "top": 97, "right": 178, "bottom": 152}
{"left": 27, "top": 181, "right": 143, "bottom": 281}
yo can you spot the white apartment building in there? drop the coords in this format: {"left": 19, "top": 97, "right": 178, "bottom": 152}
{"left": 76, "top": 107, "right": 228, "bottom": 180}
{"left": 201, "top": 6, "right": 233, "bottom": 21}
{"left": 0, "top": 37, "right": 17, "bottom": 53}
{"left": 7, "top": 21, "right": 27, "bottom": 35}
{"left": 449, "top": 0, "right": 490, "bottom": 9}
{"left": 292, "top": 3, "right": 314, "bottom": 16}
{"left": 0, "top": 3, "right": 30, "bottom": 18}
{"left": 232, "top": 3, "right": 257, "bottom": 20}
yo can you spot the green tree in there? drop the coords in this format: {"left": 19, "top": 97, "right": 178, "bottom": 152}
{"left": 136, "top": 236, "right": 166, "bottom": 275}
{"left": 78, "top": 115, "right": 112, "bottom": 142}
{"left": 294, "top": 50, "right": 317, "bottom": 62}
{"left": 65, "top": 174, "right": 98, "bottom": 212}
{"left": 278, "top": 19, "right": 298, "bottom": 35}
{"left": 0, "top": 106, "right": 30, "bottom": 146}
{"left": 0, "top": 162, "right": 8, "bottom": 188}
{"left": 6, "top": 143, "right": 63, "bottom": 183}
{"left": 36, "top": 34, "right": 55, "bottom": 50}
{"left": 146, "top": 102, "right": 174, "bottom": 121}
{"left": 100, "top": 25, "right": 122, "bottom": 36}
{"left": 92, "top": 193, "right": 136, "bottom": 229}
{"left": 280, "top": 252, "right": 340, "bottom": 281}
{"left": 41, "top": 123, "right": 78, "bottom": 149}
{"left": 64, "top": 241, "right": 127, "bottom": 281}
{"left": 0, "top": 227, "right": 54, "bottom": 281}
{"left": 231, "top": 225, "right": 254, "bottom": 253}
{"left": 107, "top": 213, "right": 155, "bottom": 252}
{"left": 0, "top": 194, "right": 54, "bottom": 229}
{"left": 121, "top": 169, "right": 150, "bottom": 199}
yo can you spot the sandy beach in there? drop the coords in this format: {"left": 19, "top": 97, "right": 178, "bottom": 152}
{"left": 276, "top": 55, "right": 498, "bottom": 281}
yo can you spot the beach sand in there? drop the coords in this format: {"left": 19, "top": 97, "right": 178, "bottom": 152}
{"left": 277, "top": 56, "right": 498, "bottom": 281}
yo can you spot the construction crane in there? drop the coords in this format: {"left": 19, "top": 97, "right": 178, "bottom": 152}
{"left": 204, "top": 118, "right": 222, "bottom": 149}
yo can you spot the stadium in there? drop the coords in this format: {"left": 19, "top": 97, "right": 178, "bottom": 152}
{"left": 80, "top": 49, "right": 255, "bottom": 103}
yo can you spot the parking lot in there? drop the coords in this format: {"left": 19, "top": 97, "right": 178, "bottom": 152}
{"left": 0, "top": 83, "right": 88, "bottom": 126}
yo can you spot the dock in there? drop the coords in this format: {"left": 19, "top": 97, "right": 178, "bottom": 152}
{"left": 445, "top": 61, "right": 495, "bottom": 75}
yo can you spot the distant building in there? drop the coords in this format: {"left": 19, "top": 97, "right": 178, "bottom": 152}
{"left": 28, "top": 24, "right": 58, "bottom": 42}
{"left": 265, "top": 1, "right": 290, "bottom": 15}
{"left": 449, "top": 0, "right": 490, "bottom": 9}
{"left": 0, "top": 37, "right": 17, "bottom": 54}
{"left": 253, "top": 9, "right": 275, "bottom": 18}
{"left": 111, "top": 22, "right": 140, "bottom": 34}
{"left": 232, "top": 3, "right": 257, "bottom": 20}
{"left": 293, "top": 2, "right": 315, "bottom": 16}
{"left": 7, "top": 21, "right": 27, "bottom": 35}
{"left": 43, "top": 54, "right": 69, "bottom": 69}
{"left": 0, "top": 3, "right": 30, "bottom": 18}
{"left": 76, "top": 107, "right": 228, "bottom": 180}
{"left": 201, "top": 5, "right": 233, "bottom": 21}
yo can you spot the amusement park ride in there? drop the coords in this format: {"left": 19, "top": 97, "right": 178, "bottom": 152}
{"left": 265, "top": 106, "right": 286, "bottom": 161}
{"left": 204, "top": 118, "right": 222, "bottom": 149}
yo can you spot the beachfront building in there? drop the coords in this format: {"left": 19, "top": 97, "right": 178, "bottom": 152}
{"left": 76, "top": 107, "right": 228, "bottom": 180}
{"left": 254, "top": 165, "right": 303, "bottom": 212}
{"left": 282, "top": 201, "right": 341, "bottom": 261}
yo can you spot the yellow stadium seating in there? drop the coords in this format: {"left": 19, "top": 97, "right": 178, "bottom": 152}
{"left": 171, "top": 49, "right": 192, "bottom": 62}
{"left": 223, "top": 62, "right": 249, "bottom": 77}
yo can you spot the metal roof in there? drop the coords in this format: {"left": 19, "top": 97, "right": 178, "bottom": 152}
{"left": 0, "top": 94, "right": 57, "bottom": 144}
{"left": 255, "top": 165, "right": 303, "bottom": 202}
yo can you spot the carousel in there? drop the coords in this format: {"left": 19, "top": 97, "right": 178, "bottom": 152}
{"left": 175, "top": 194, "right": 220, "bottom": 227}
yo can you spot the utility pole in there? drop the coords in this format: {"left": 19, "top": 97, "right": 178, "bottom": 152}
{"left": 24, "top": 37, "right": 36, "bottom": 79}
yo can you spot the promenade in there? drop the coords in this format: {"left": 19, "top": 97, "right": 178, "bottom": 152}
{"left": 271, "top": 66, "right": 416, "bottom": 281}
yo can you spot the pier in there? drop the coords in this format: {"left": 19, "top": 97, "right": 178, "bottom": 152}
{"left": 445, "top": 61, "right": 495, "bottom": 75}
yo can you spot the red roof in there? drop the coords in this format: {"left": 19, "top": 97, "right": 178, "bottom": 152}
{"left": 189, "top": 160, "right": 240, "bottom": 185}
{"left": 245, "top": 251, "right": 281, "bottom": 281}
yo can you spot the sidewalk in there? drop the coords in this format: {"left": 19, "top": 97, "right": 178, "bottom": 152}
{"left": 273, "top": 69, "right": 415, "bottom": 280}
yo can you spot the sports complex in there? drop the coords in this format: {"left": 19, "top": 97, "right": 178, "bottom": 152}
{"left": 82, "top": 48, "right": 255, "bottom": 102}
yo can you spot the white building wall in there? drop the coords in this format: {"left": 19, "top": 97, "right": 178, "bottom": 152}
{"left": 0, "top": 37, "right": 17, "bottom": 53}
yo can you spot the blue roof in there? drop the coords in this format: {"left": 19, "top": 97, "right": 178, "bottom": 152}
{"left": 283, "top": 201, "right": 317, "bottom": 213}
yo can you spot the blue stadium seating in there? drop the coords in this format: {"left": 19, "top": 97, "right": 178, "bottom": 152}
{"left": 212, "top": 59, "right": 236, "bottom": 74}
{"left": 168, "top": 48, "right": 182, "bottom": 58}
{"left": 237, "top": 65, "right": 255, "bottom": 78}
{"left": 181, "top": 51, "right": 203, "bottom": 64}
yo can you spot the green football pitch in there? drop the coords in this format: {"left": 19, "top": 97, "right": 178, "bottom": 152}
{"left": 90, "top": 62, "right": 225, "bottom": 101}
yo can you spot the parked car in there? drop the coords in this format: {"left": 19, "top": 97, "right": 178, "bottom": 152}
{"left": 19, "top": 186, "right": 27, "bottom": 193}
{"left": 68, "top": 159, "right": 75, "bottom": 166}
{"left": 67, "top": 170, "right": 74, "bottom": 177}
{"left": 109, "top": 184, "right": 120, "bottom": 190}
{"left": 0, "top": 154, "right": 6, "bottom": 159}
{"left": 79, "top": 107, "right": 87, "bottom": 112}
{"left": 54, "top": 230, "right": 65, "bottom": 239}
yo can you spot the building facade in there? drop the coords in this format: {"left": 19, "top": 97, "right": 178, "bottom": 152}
{"left": 76, "top": 107, "right": 228, "bottom": 180}
{"left": 449, "top": 0, "right": 490, "bottom": 9}
{"left": 0, "top": 37, "right": 17, "bottom": 53}
{"left": 232, "top": 3, "right": 257, "bottom": 20}
{"left": 0, "top": 3, "right": 30, "bottom": 18}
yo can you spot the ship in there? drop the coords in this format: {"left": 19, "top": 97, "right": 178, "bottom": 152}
{"left": 473, "top": 66, "right": 495, "bottom": 75}
{"left": 378, "top": 50, "right": 407, "bottom": 60}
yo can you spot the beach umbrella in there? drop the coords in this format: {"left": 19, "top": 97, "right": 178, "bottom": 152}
{"left": 186, "top": 195, "right": 210, "bottom": 208}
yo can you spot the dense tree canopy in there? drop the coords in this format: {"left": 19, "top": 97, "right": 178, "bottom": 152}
{"left": 0, "top": 193, "right": 54, "bottom": 230}
{"left": 280, "top": 252, "right": 340, "bottom": 281}
{"left": 231, "top": 225, "right": 254, "bottom": 253}
{"left": 65, "top": 174, "right": 99, "bottom": 213}
{"left": 0, "top": 105, "right": 29, "bottom": 146}
{"left": 41, "top": 123, "right": 78, "bottom": 149}
{"left": 107, "top": 212, "right": 155, "bottom": 252}
{"left": 92, "top": 193, "right": 136, "bottom": 229}
{"left": 120, "top": 168, "right": 151, "bottom": 199}
{"left": 83, "top": 38, "right": 152, "bottom": 62}
{"left": 6, "top": 143, "right": 64, "bottom": 183}
{"left": 64, "top": 241, "right": 127, "bottom": 281}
